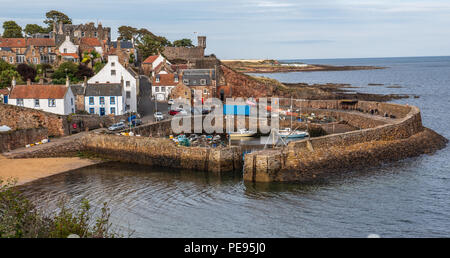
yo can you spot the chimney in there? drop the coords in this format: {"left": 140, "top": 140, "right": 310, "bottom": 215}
{"left": 39, "top": 78, "right": 44, "bottom": 85}
{"left": 27, "top": 79, "right": 31, "bottom": 86}
{"left": 58, "top": 21, "right": 63, "bottom": 34}
{"left": 66, "top": 76, "right": 70, "bottom": 87}
{"left": 11, "top": 76, "right": 16, "bottom": 88}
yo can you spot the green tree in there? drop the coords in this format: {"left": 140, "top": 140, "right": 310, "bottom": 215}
{"left": 137, "top": 35, "right": 166, "bottom": 60}
{"left": 93, "top": 62, "right": 106, "bottom": 74}
{"left": 52, "top": 61, "right": 79, "bottom": 84}
{"left": 2, "top": 21, "right": 23, "bottom": 38}
{"left": 173, "top": 38, "right": 194, "bottom": 47}
{"left": 24, "top": 24, "right": 49, "bottom": 36}
{"left": 117, "top": 26, "right": 138, "bottom": 40}
{"left": 0, "top": 59, "right": 15, "bottom": 72}
{"left": 44, "top": 10, "right": 72, "bottom": 31}
{"left": 81, "top": 50, "right": 101, "bottom": 67}
{"left": 0, "top": 69, "right": 22, "bottom": 88}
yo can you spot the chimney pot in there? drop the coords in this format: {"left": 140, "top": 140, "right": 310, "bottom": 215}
{"left": 27, "top": 79, "right": 31, "bottom": 86}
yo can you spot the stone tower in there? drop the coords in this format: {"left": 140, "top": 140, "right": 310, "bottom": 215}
{"left": 197, "top": 36, "right": 206, "bottom": 49}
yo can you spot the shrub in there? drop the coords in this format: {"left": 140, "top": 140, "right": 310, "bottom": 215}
{"left": 0, "top": 178, "right": 119, "bottom": 238}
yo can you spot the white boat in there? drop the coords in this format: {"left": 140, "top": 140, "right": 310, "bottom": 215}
{"left": 278, "top": 128, "right": 309, "bottom": 138}
{"left": 229, "top": 129, "right": 257, "bottom": 138}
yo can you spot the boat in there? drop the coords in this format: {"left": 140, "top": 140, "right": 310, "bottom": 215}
{"left": 278, "top": 128, "right": 309, "bottom": 138}
{"left": 229, "top": 129, "right": 257, "bottom": 138}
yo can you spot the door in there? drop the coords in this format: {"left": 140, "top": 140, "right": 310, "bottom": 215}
{"left": 100, "top": 107, "right": 105, "bottom": 116}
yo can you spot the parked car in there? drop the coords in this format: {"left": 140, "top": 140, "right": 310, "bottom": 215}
{"left": 168, "top": 99, "right": 174, "bottom": 105}
{"left": 108, "top": 122, "right": 126, "bottom": 131}
{"left": 169, "top": 109, "right": 180, "bottom": 116}
{"left": 154, "top": 112, "right": 164, "bottom": 121}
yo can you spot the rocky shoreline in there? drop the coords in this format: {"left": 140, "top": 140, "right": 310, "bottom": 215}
{"left": 221, "top": 60, "right": 384, "bottom": 73}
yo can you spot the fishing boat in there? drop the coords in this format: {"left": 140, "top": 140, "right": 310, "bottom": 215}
{"left": 278, "top": 128, "right": 309, "bottom": 138}
{"left": 229, "top": 129, "right": 257, "bottom": 138}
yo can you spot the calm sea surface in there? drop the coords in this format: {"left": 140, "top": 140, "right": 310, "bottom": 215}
{"left": 19, "top": 56, "right": 450, "bottom": 237}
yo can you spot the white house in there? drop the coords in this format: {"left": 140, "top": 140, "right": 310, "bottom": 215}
{"left": 152, "top": 73, "right": 178, "bottom": 101}
{"left": 8, "top": 78, "right": 75, "bottom": 115}
{"left": 84, "top": 83, "right": 124, "bottom": 116}
{"left": 142, "top": 54, "right": 171, "bottom": 77}
{"left": 58, "top": 35, "right": 79, "bottom": 62}
{"left": 88, "top": 55, "right": 138, "bottom": 113}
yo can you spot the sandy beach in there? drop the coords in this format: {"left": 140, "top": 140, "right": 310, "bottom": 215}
{"left": 0, "top": 155, "right": 100, "bottom": 186}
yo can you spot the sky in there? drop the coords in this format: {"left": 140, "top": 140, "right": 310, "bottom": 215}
{"left": 0, "top": 0, "right": 449, "bottom": 59}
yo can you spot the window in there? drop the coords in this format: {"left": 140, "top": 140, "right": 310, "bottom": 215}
{"left": 111, "top": 70, "right": 116, "bottom": 76}
{"left": 48, "top": 99, "right": 56, "bottom": 107}
{"left": 9, "top": 57, "right": 13, "bottom": 63}
{"left": 161, "top": 86, "right": 165, "bottom": 92}
{"left": 64, "top": 48, "right": 67, "bottom": 53}
{"left": 99, "top": 97, "right": 105, "bottom": 105}
{"left": 110, "top": 96, "right": 115, "bottom": 105}
{"left": 156, "top": 77, "right": 160, "bottom": 83}
{"left": 33, "top": 57, "right": 38, "bottom": 64}
{"left": 81, "top": 32, "right": 85, "bottom": 37}
{"left": 126, "top": 81, "right": 130, "bottom": 87}
{"left": 34, "top": 99, "right": 40, "bottom": 107}
{"left": 110, "top": 107, "right": 115, "bottom": 115}
{"left": 94, "top": 32, "right": 98, "bottom": 37}
{"left": 200, "top": 79, "right": 206, "bottom": 85}
{"left": 183, "top": 79, "right": 189, "bottom": 85}
{"left": 89, "top": 108, "right": 94, "bottom": 114}
{"left": 71, "top": 98, "right": 74, "bottom": 106}
{"left": 155, "top": 87, "right": 159, "bottom": 92}
{"left": 89, "top": 97, "right": 94, "bottom": 105}
{"left": 174, "top": 77, "right": 178, "bottom": 83}
{"left": 17, "top": 99, "right": 24, "bottom": 106}
{"left": 203, "top": 89, "right": 208, "bottom": 94}
{"left": 111, "top": 62, "right": 115, "bottom": 67}
{"left": 126, "top": 104, "right": 130, "bottom": 111}
{"left": 126, "top": 91, "right": 131, "bottom": 99}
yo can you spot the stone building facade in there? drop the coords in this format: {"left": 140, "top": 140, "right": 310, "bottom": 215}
{"left": 162, "top": 36, "right": 206, "bottom": 61}
{"left": 52, "top": 21, "right": 111, "bottom": 46}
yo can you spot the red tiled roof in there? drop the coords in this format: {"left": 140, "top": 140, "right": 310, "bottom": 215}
{"left": 0, "top": 38, "right": 26, "bottom": 48}
{"left": 152, "top": 74, "right": 179, "bottom": 86}
{"left": 80, "top": 38, "right": 101, "bottom": 47}
{"left": 61, "top": 53, "right": 79, "bottom": 59}
{"left": 143, "top": 55, "right": 159, "bottom": 64}
{"left": 26, "top": 38, "right": 55, "bottom": 47}
{"left": 10, "top": 85, "right": 68, "bottom": 99}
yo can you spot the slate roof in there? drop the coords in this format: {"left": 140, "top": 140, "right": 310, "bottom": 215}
{"left": 70, "top": 85, "right": 85, "bottom": 95}
{"left": 181, "top": 69, "right": 215, "bottom": 86}
{"left": 111, "top": 40, "right": 133, "bottom": 49}
{"left": 9, "top": 85, "right": 68, "bottom": 99}
{"left": 85, "top": 83, "right": 122, "bottom": 96}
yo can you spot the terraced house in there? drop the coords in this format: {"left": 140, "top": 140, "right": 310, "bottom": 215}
{"left": 84, "top": 83, "right": 124, "bottom": 116}
{"left": 0, "top": 37, "right": 57, "bottom": 64}
{"left": 7, "top": 78, "right": 75, "bottom": 115}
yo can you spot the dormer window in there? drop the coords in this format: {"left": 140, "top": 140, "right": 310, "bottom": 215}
{"left": 64, "top": 48, "right": 67, "bottom": 53}
{"left": 156, "top": 76, "right": 160, "bottom": 83}
{"left": 174, "top": 76, "right": 179, "bottom": 83}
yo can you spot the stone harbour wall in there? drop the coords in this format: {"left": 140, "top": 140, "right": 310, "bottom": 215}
{"left": 244, "top": 100, "right": 447, "bottom": 182}
{"left": 81, "top": 134, "right": 242, "bottom": 173}
{"left": 0, "top": 128, "right": 48, "bottom": 153}
{"left": 0, "top": 103, "right": 68, "bottom": 136}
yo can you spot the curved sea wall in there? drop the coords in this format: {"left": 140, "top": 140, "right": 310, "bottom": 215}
{"left": 244, "top": 100, "right": 448, "bottom": 182}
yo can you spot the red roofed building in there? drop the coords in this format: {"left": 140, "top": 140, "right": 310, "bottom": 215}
{"left": 152, "top": 73, "right": 179, "bottom": 101}
{"left": 141, "top": 54, "right": 170, "bottom": 77}
{"left": 0, "top": 37, "right": 57, "bottom": 64}
{"left": 79, "top": 37, "right": 104, "bottom": 56}
{"left": 8, "top": 78, "right": 76, "bottom": 115}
